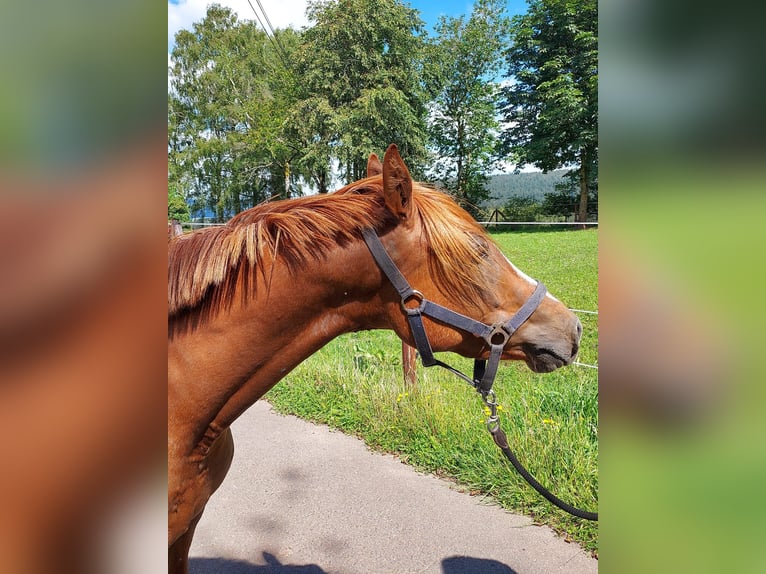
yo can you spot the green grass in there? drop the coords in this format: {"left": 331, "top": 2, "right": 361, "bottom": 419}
{"left": 266, "top": 228, "right": 598, "bottom": 553}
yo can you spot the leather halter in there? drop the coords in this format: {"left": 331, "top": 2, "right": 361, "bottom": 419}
{"left": 362, "top": 228, "right": 547, "bottom": 395}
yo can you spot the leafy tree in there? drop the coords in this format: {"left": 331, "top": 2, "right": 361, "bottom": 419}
{"left": 500, "top": 0, "right": 597, "bottom": 222}
{"left": 293, "top": 0, "right": 430, "bottom": 183}
{"left": 168, "top": 5, "right": 303, "bottom": 220}
{"left": 249, "top": 27, "right": 308, "bottom": 200}
{"left": 168, "top": 183, "right": 191, "bottom": 222}
{"left": 502, "top": 196, "right": 544, "bottom": 221}
{"left": 483, "top": 169, "right": 568, "bottom": 209}
{"left": 170, "top": 6, "right": 254, "bottom": 220}
{"left": 281, "top": 96, "right": 335, "bottom": 194}
{"left": 426, "top": 0, "right": 510, "bottom": 215}
{"left": 542, "top": 165, "right": 598, "bottom": 219}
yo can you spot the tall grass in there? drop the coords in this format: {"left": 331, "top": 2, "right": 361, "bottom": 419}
{"left": 266, "top": 228, "right": 598, "bottom": 552}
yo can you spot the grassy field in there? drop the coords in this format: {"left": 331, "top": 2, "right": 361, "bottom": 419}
{"left": 266, "top": 228, "right": 599, "bottom": 553}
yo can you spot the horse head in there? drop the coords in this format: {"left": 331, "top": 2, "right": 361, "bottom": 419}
{"left": 363, "top": 144, "right": 582, "bottom": 374}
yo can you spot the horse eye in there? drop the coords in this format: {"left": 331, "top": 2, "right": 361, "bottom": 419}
{"left": 473, "top": 236, "right": 491, "bottom": 259}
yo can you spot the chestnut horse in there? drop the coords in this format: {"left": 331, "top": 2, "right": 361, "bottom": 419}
{"left": 168, "top": 145, "right": 582, "bottom": 573}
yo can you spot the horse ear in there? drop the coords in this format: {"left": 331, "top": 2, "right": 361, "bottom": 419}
{"left": 382, "top": 144, "right": 413, "bottom": 220}
{"left": 367, "top": 153, "right": 382, "bottom": 177}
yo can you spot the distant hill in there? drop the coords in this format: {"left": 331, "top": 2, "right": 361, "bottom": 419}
{"left": 483, "top": 169, "right": 571, "bottom": 209}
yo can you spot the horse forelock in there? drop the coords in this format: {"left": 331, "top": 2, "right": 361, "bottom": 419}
{"left": 167, "top": 180, "right": 488, "bottom": 326}
{"left": 411, "top": 187, "right": 490, "bottom": 307}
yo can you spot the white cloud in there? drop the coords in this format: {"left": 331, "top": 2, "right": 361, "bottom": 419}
{"left": 168, "top": 0, "right": 310, "bottom": 52}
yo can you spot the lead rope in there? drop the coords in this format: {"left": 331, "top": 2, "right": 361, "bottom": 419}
{"left": 361, "top": 228, "right": 597, "bottom": 521}
{"left": 480, "top": 391, "right": 598, "bottom": 521}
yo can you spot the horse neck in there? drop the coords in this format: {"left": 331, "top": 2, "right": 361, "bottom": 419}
{"left": 168, "top": 238, "right": 389, "bottom": 444}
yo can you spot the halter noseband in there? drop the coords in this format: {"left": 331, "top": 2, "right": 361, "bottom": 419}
{"left": 362, "top": 228, "right": 547, "bottom": 396}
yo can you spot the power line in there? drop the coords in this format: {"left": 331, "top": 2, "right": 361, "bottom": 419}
{"left": 245, "top": 0, "right": 290, "bottom": 69}
{"left": 253, "top": 0, "right": 289, "bottom": 59}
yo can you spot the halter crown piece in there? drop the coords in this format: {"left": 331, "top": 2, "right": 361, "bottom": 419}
{"left": 361, "top": 228, "right": 547, "bottom": 396}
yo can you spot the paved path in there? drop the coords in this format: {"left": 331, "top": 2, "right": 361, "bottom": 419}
{"left": 189, "top": 401, "right": 597, "bottom": 574}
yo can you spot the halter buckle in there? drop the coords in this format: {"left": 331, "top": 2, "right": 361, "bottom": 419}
{"left": 400, "top": 290, "right": 427, "bottom": 316}
{"left": 481, "top": 389, "right": 500, "bottom": 433}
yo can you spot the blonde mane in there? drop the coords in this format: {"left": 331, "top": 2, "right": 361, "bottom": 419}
{"left": 168, "top": 178, "right": 488, "bottom": 323}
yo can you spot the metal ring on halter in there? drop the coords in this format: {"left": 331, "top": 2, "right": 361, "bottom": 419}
{"left": 484, "top": 323, "right": 511, "bottom": 347}
{"left": 400, "top": 290, "right": 427, "bottom": 316}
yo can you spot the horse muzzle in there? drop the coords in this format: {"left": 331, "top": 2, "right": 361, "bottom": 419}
{"left": 520, "top": 316, "right": 582, "bottom": 373}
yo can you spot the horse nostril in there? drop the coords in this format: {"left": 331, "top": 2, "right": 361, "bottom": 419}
{"left": 572, "top": 319, "right": 582, "bottom": 359}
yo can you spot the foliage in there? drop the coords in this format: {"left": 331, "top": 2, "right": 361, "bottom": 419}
{"left": 501, "top": 195, "right": 544, "bottom": 221}
{"left": 168, "top": 183, "right": 190, "bottom": 222}
{"left": 426, "top": 0, "right": 510, "bottom": 215}
{"left": 484, "top": 168, "right": 599, "bottom": 221}
{"left": 167, "top": 0, "right": 598, "bottom": 224}
{"left": 267, "top": 229, "right": 598, "bottom": 552}
{"left": 500, "top": 0, "right": 598, "bottom": 221}
{"left": 483, "top": 169, "right": 568, "bottom": 208}
{"left": 294, "top": 0, "right": 430, "bottom": 183}
{"left": 168, "top": 5, "right": 304, "bottom": 221}
{"left": 542, "top": 167, "right": 599, "bottom": 219}
{"left": 169, "top": 0, "right": 431, "bottom": 212}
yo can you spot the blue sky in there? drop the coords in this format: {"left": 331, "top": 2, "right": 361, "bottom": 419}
{"left": 411, "top": 0, "right": 529, "bottom": 33}
{"left": 169, "top": 0, "right": 530, "bottom": 53}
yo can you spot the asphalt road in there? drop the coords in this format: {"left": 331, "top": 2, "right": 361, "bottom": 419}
{"left": 189, "top": 401, "right": 598, "bottom": 574}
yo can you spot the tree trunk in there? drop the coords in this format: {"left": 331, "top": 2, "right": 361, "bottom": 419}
{"left": 578, "top": 149, "right": 589, "bottom": 223}
{"left": 315, "top": 168, "right": 328, "bottom": 194}
{"left": 284, "top": 161, "right": 290, "bottom": 198}
{"left": 233, "top": 193, "right": 241, "bottom": 215}
{"left": 456, "top": 121, "right": 465, "bottom": 202}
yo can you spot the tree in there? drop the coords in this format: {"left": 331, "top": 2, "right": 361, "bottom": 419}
{"left": 168, "top": 183, "right": 191, "bottom": 222}
{"left": 500, "top": 0, "right": 597, "bottom": 222}
{"left": 542, "top": 166, "right": 598, "bottom": 219}
{"left": 426, "top": 0, "right": 510, "bottom": 215}
{"left": 168, "top": 5, "right": 303, "bottom": 220}
{"left": 502, "top": 196, "right": 544, "bottom": 221}
{"left": 293, "top": 0, "right": 430, "bottom": 183}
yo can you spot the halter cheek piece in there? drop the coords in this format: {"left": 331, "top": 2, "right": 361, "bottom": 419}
{"left": 362, "top": 228, "right": 547, "bottom": 396}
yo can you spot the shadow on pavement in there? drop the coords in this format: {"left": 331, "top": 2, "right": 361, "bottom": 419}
{"left": 192, "top": 552, "right": 518, "bottom": 573}
{"left": 442, "top": 555, "right": 519, "bottom": 574}
{"left": 191, "top": 552, "right": 326, "bottom": 574}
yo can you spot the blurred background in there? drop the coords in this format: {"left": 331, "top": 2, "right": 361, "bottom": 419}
{"left": 600, "top": 0, "right": 766, "bottom": 572}
{"left": 0, "top": 1, "right": 167, "bottom": 572}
